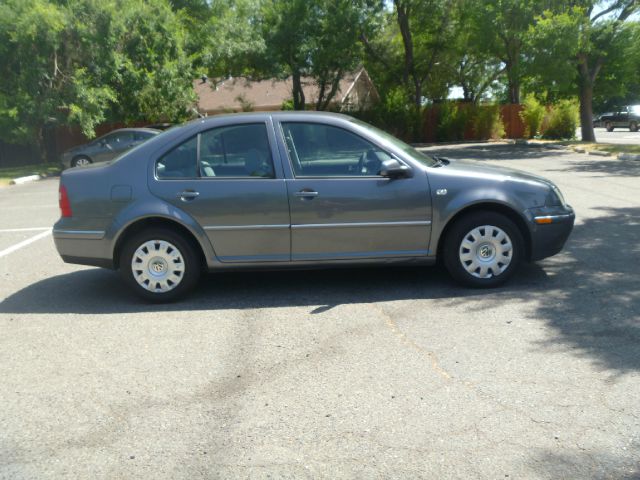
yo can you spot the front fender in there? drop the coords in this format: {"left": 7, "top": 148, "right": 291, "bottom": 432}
{"left": 429, "top": 185, "right": 542, "bottom": 256}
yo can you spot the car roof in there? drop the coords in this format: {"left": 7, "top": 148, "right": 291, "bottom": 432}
{"left": 185, "top": 110, "right": 353, "bottom": 127}
{"left": 108, "top": 127, "right": 161, "bottom": 134}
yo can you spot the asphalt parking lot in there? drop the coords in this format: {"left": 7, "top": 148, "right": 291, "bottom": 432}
{"left": 1, "top": 143, "right": 639, "bottom": 479}
{"left": 594, "top": 127, "right": 640, "bottom": 145}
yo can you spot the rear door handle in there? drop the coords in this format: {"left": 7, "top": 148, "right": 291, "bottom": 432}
{"left": 295, "top": 190, "right": 319, "bottom": 198}
{"left": 177, "top": 190, "right": 200, "bottom": 201}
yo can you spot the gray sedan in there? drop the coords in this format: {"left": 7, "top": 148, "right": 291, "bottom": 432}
{"left": 53, "top": 112, "right": 574, "bottom": 301}
{"left": 61, "top": 127, "right": 160, "bottom": 168}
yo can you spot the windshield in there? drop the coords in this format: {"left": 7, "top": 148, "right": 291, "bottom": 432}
{"left": 349, "top": 118, "right": 438, "bottom": 167}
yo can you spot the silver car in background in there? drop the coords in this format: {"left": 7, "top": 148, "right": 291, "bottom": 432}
{"left": 61, "top": 127, "right": 160, "bottom": 168}
{"left": 53, "top": 112, "right": 574, "bottom": 301}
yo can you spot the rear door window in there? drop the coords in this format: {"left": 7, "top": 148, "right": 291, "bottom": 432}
{"left": 155, "top": 123, "right": 274, "bottom": 179}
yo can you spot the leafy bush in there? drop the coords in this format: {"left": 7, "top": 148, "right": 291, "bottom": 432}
{"left": 542, "top": 99, "right": 579, "bottom": 140}
{"left": 473, "top": 104, "right": 505, "bottom": 140}
{"left": 281, "top": 99, "right": 295, "bottom": 111}
{"left": 436, "top": 102, "right": 469, "bottom": 141}
{"left": 351, "top": 87, "right": 420, "bottom": 142}
{"left": 519, "top": 94, "right": 546, "bottom": 138}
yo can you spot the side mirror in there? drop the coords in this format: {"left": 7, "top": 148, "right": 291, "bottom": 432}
{"left": 380, "top": 158, "right": 412, "bottom": 179}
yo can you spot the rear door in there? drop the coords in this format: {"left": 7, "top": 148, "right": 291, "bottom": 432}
{"left": 276, "top": 121, "right": 432, "bottom": 261}
{"left": 148, "top": 119, "right": 291, "bottom": 263}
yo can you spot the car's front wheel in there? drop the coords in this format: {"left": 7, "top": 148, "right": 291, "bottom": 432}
{"left": 605, "top": 122, "right": 614, "bottom": 132}
{"left": 120, "top": 228, "right": 200, "bottom": 302}
{"left": 443, "top": 212, "right": 524, "bottom": 288}
{"left": 630, "top": 121, "right": 638, "bottom": 132}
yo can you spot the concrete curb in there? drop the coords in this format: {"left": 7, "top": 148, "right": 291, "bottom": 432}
{"left": 587, "top": 150, "right": 613, "bottom": 157}
{"left": 9, "top": 174, "right": 42, "bottom": 185}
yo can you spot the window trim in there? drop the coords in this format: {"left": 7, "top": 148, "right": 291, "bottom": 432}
{"left": 154, "top": 122, "right": 277, "bottom": 181}
{"left": 278, "top": 121, "right": 403, "bottom": 180}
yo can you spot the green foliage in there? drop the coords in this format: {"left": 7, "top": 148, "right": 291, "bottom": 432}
{"left": 281, "top": 99, "right": 295, "bottom": 111}
{"left": 542, "top": 99, "right": 579, "bottom": 140}
{"left": 350, "top": 87, "right": 419, "bottom": 141}
{"left": 472, "top": 104, "right": 505, "bottom": 140}
{"left": 0, "top": 0, "right": 116, "bottom": 146}
{"left": 0, "top": 0, "right": 196, "bottom": 157}
{"left": 260, "top": 0, "right": 377, "bottom": 110}
{"left": 519, "top": 94, "right": 546, "bottom": 138}
{"left": 436, "top": 102, "right": 469, "bottom": 141}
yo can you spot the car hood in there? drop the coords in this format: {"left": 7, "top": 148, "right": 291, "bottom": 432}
{"left": 432, "top": 158, "right": 555, "bottom": 188}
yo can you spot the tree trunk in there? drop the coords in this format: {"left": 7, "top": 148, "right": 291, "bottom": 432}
{"left": 292, "top": 70, "right": 305, "bottom": 110}
{"left": 578, "top": 73, "right": 596, "bottom": 142}
{"left": 505, "top": 61, "right": 520, "bottom": 104}
{"left": 395, "top": 1, "right": 420, "bottom": 106}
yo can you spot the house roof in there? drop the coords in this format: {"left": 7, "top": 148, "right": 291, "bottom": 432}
{"left": 194, "top": 68, "right": 374, "bottom": 113}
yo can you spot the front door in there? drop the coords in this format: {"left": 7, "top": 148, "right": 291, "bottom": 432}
{"left": 278, "top": 121, "right": 432, "bottom": 261}
{"left": 148, "top": 121, "right": 290, "bottom": 263}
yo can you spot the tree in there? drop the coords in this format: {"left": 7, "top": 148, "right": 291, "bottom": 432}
{"left": 111, "top": 0, "right": 196, "bottom": 123}
{"left": 0, "top": 0, "right": 117, "bottom": 158}
{"left": 0, "top": 0, "right": 196, "bottom": 160}
{"left": 447, "top": 2, "right": 506, "bottom": 103}
{"left": 393, "top": 0, "right": 457, "bottom": 107}
{"left": 528, "top": 1, "right": 639, "bottom": 141}
{"left": 464, "top": 0, "right": 544, "bottom": 104}
{"left": 261, "top": 0, "right": 378, "bottom": 110}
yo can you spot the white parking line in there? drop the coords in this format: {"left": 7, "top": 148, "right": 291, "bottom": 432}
{"left": 0, "top": 229, "right": 52, "bottom": 258}
{"left": 0, "top": 227, "right": 51, "bottom": 233}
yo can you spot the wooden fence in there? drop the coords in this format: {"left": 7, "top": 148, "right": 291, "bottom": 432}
{"left": 1, "top": 103, "right": 528, "bottom": 167}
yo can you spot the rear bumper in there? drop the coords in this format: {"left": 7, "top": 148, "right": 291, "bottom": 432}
{"left": 53, "top": 227, "right": 114, "bottom": 269}
{"left": 526, "top": 207, "right": 575, "bottom": 261}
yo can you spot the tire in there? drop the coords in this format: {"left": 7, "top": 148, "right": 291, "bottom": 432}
{"left": 72, "top": 156, "right": 92, "bottom": 167}
{"left": 630, "top": 122, "right": 638, "bottom": 132}
{"left": 605, "top": 122, "right": 614, "bottom": 132}
{"left": 443, "top": 211, "right": 524, "bottom": 288}
{"left": 119, "top": 227, "right": 200, "bottom": 302}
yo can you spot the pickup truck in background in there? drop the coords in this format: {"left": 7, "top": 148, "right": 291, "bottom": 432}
{"left": 597, "top": 105, "right": 640, "bottom": 132}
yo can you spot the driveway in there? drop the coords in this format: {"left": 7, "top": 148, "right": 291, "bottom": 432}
{"left": 0, "top": 144, "right": 638, "bottom": 479}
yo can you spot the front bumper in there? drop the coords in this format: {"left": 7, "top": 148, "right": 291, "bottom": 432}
{"left": 526, "top": 206, "right": 575, "bottom": 261}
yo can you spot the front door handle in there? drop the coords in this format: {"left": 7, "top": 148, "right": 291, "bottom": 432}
{"left": 177, "top": 190, "right": 200, "bottom": 201}
{"left": 295, "top": 189, "right": 319, "bottom": 198}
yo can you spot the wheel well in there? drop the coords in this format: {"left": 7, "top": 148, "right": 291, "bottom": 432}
{"left": 113, "top": 217, "right": 207, "bottom": 270}
{"left": 436, "top": 203, "right": 532, "bottom": 261}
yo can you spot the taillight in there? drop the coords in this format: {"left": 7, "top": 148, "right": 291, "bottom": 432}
{"left": 59, "top": 184, "right": 72, "bottom": 218}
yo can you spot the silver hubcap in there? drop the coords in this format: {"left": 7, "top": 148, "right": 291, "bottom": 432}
{"left": 459, "top": 225, "right": 513, "bottom": 279}
{"left": 131, "top": 240, "right": 185, "bottom": 293}
{"left": 75, "top": 158, "right": 90, "bottom": 167}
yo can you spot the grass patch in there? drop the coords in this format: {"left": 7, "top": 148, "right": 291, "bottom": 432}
{"left": 587, "top": 143, "right": 640, "bottom": 155}
{"left": 0, "top": 163, "right": 62, "bottom": 184}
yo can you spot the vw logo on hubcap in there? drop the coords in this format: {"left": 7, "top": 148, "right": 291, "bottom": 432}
{"left": 479, "top": 245, "right": 493, "bottom": 258}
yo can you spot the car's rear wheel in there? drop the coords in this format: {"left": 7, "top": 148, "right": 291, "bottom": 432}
{"left": 605, "top": 122, "right": 614, "bottom": 132}
{"left": 72, "top": 156, "right": 92, "bottom": 167}
{"left": 630, "top": 122, "right": 638, "bottom": 132}
{"left": 443, "top": 212, "right": 524, "bottom": 288}
{"left": 120, "top": 228, "right": 200, "bottom": 302}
